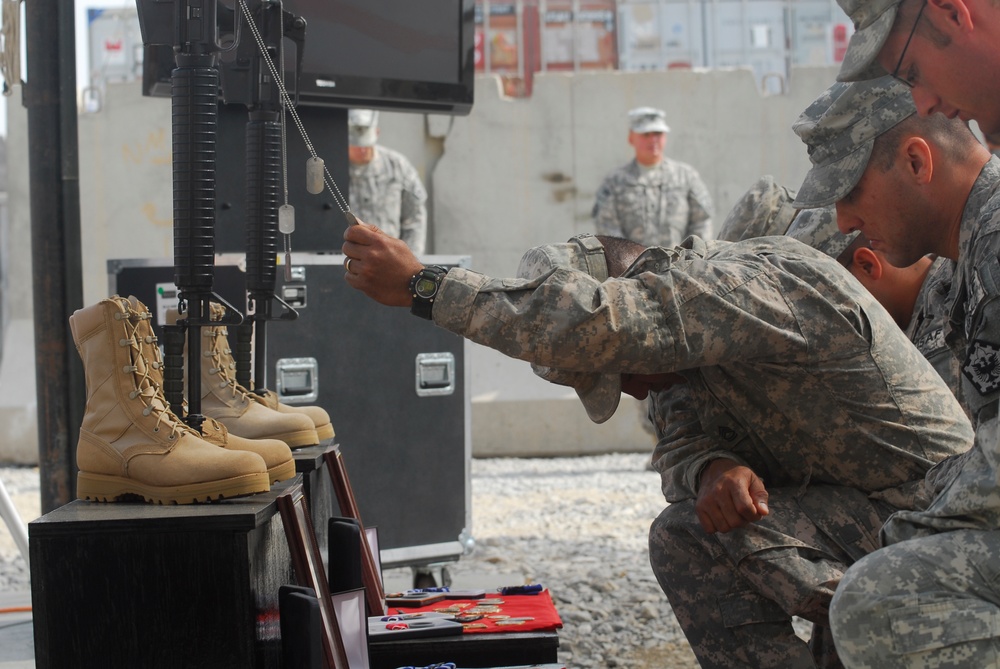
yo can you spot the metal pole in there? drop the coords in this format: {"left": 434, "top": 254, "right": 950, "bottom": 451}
{"left": 24, "top": 0, "right": 84, "bottom": 512}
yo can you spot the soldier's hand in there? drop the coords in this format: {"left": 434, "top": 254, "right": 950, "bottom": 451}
{"left": 342, "top": 221, "right": 424, "bottom": 307}
{"left": 695, "top": 459, "right": 769, "bottom": 534}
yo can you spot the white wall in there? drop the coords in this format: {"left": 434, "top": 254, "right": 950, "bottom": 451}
{"left": 0, "top": 65, "right": 841, "bottom": 461}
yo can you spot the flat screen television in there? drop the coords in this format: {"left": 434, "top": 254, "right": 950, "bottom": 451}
{"left": 140, "top": 0, "right": 475, "bottom": 115}
{"left": 282, "top": 0, "right": 476, "bottom": 115}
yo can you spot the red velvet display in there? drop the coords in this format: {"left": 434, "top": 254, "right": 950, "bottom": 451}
{"left": 393, "top": 591, "right": 564, "bottom": 635}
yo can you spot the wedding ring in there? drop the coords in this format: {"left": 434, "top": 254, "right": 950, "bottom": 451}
{"left": 345, "top": 258, "right": 353, "bottom": 273}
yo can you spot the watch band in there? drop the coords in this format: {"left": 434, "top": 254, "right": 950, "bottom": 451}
{"left": 408, "top": 265, "right": 449, "bottom": 320}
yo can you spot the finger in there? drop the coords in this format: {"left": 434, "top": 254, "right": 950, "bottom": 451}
{"left": 696, "top": 507, "right": 719, "bottom": 534}
{"left": 718, "top": 499, "right": 749, "bottom": 530}
{"left": 750, "top": 482, "right": 769, "bottom": 517}
{"left": 727, "top": 483, "right": 764, "bottom": 522}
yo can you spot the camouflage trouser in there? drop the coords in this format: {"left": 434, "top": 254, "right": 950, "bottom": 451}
{"left": 831, "top": 529, "right": 1000, "bottom": 668}
{"left": 648, "top": 484, "right": 893, "bottom": 669}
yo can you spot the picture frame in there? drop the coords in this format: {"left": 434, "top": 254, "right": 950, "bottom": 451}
{"left": 324, "top": 446, "right": 386, "bottom": 614}
{"left": 277, "top": 483, "right": 351, "bottom": 669}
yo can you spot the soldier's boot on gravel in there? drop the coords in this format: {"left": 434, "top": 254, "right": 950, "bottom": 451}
{"left": 125, "top": 296, "right": 296, "bottom": 485}
{"left": 70, "top": 296, "right": 270, "bottom": 504}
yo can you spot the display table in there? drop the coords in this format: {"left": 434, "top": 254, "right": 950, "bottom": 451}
{"left": 369, "top": 630, "right": 561, "bottom": 669}
{"left": 369, "top": 592, "right": 562, "bottom": 668}
{"left": 28, "top": 479, "right": 304, "bottom": 669}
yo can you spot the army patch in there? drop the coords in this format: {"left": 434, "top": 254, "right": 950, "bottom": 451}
{"left": 963, "top": 340, "right": 1000, "bottom": 395}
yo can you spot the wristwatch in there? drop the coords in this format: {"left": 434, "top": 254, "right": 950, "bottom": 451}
{"left": 408, "top": 265, "right": 449, "bottom": 320}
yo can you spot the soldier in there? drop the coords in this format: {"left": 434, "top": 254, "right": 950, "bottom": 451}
{"left": 645, "top": 186, "right": 954, "bottom": 669}
{"left": 347, "top": 109, "right": 428, "bottom": 254}
{"left": 788, "top": 75, "right": 1000, "bottom": 668}
{"left": 592, "top": 107, "right": 714, "bottom": 246}
{"left": 833, "top": 0, "right": 1000, "bottom": 139}
{"left": 719, "top": 176, "right": 959, "bottom": 391}
{"left": 341, "top": 212, "right": 972, "bottom": 668}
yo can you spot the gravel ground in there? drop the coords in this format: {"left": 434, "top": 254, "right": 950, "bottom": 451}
{"left": 0, "top": 465, "right": 36, "bottom": 594}
{"left": 0, "top": 455, "right": 712, "bottom": 667}
{"left": 394, "top": 453, "right": 702, "bottom": 669}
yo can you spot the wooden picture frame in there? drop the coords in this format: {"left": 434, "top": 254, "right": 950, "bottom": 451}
{"left": 330, "top": 587, "right": 370, "bottom": 669}
{"left": 277, "top": 483, "right": 351, "bottom": 669}
{"left": 324, "top": 446, "right": 386, "bottom": 615}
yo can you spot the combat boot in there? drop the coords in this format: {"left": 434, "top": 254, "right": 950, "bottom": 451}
{"left": 70, "top": 296, "right": 270, "bottom": 504}
{"left": 206, "top": 302, "right": 335, "bottom": 442}
{"left": 183, "top": 304, "right": 319, "bottom": 448}
{"left": 124, "top": 296, "right": 296, "bottom": 485}
{"left": 250, "top": 389, "right": 335, "bottom": 442}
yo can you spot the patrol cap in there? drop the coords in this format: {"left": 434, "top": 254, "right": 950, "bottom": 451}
{"left": 792, "top": 76, "right": 915, "bottom": 208}
{"left": 836, "top": 0, "right": 903, "bottom": 82}
{"left": 628, "top": 107, "right": 670, "bottom": 134}
{"left": 516, "top": 235, "right": 622, "bottom": 424}
{"left": 348, "top": 109, "right": 379, "bottom": 147}
{"left": 786, "top": 206, "right": 860, "bottom": 260}
{"left": 717, "top": 176, "right": 800, "bottom": 242}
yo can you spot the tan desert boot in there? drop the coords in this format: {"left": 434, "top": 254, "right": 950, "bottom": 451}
{"left": 70, "top": 296, "right": 270, "bottom": 504}
{"left": 192, "top": 305, "right": 319, "bottom": 448}
{"left": 199, "top": 417, "right": 297, "bottom": 484}
{"left": 124, "top": 296, "right": 296, "bottom": 485}
{"left": 206, "top": 302, "right": 335, "bottom": 442}
{"left": 249, "top": 389, "right": 335, "bottom": 442}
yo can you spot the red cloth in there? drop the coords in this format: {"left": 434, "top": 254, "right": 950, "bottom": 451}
{"left": 395, "top": 591, "right": 563, "bottom": 635}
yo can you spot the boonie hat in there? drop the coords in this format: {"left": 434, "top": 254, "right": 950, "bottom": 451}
{"left": 516, "top": 235, "right": 623, "bottom": 424}
{"left": 348, "top": 109, "right": 379, "bottom": 147}
{"left": 786, "top": 206, "right": 859, "bottom": 260}
{"left": 628, "top": 107, "right": 670, "bottom": 134}
{"left": 836, "top": 0, "right": 905, "bottom": 82}
{"left": 717, "top": 176, "right": 800, "bottom": 242}
{"left": 792, "top": 76, "right": 915, "bottom": 208}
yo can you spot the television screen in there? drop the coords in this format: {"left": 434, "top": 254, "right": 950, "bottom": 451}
{"left": 281, "top": 0, "right": 475, "bottom": 114}
{"left": 140, "top": 0, "right": 475, "bottom": 115}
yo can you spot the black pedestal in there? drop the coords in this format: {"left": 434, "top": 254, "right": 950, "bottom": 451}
{"left": 368, "top": 630, "right": 561, "bottom": 669}
{"left": 28, "top": 480, "right": 302, "bottom": 669}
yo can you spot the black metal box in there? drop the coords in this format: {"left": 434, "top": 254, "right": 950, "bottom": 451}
{"left": 108, "top": 253, "right": 473, "bottom": 569}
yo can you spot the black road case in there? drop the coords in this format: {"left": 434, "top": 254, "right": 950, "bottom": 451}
{"left": 108, "top": 253, "right": 473, "bottom": 570}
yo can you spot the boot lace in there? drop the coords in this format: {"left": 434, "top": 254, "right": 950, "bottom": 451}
{"left": 205, "top": 322, "right": 253, "bottom": 403}
{"left": 115, "top": 299, "right": 194, "bottom": 440}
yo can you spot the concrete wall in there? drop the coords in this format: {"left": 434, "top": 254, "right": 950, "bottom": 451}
{"left": 0, "top": 65, "right": 841, "bottom": 463}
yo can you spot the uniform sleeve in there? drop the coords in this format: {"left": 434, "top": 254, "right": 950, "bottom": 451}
{"left": 397, "top": 158, "right": 428, "bottom": 255}
{"left": 592, "top": 176, "right": 623, "bottom": 237}
{"left": 685, "top": 169, "right": 714, "bottom": 240}
{"left": 431, "top": 256, "right": 810, "bottom": 376}
{"left": 648, "top": 383, "right": 751, "bottom": 502}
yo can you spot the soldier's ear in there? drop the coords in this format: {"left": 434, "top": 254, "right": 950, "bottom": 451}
{"left": 852, "top": 247, "right": 883, "bottom": 280}
{"left": 927, "top": 0, "right": 973, "bottom": 32}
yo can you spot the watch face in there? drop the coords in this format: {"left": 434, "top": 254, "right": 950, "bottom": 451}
{"left": 414, "top": 275, "right": 439, "bottom": 298}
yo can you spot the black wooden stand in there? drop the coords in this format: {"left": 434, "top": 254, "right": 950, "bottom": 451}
{"left": 369, "top": 630, "right": 561, "bottom": 668}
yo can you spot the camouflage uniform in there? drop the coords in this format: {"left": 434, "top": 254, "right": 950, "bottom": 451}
{"left": 786, "top": 68, "right": 1000, "bottom": 667}
{"left": 906, "top": 256, "right": 961, "bottom": 396}
{"left": 349, "top": 146, "right": 427, "bottom": 254}
{"left": 716, "top": 175, "right": 799, "bottom": 243}
{"left": 429, "top": 233, "right": 972, "bottom": 669}
{"left": 829, "top": 159, "right": 1000, "bottom": 669}
{"left": 592, "top": 158, "right": 714, "bottom": 246}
